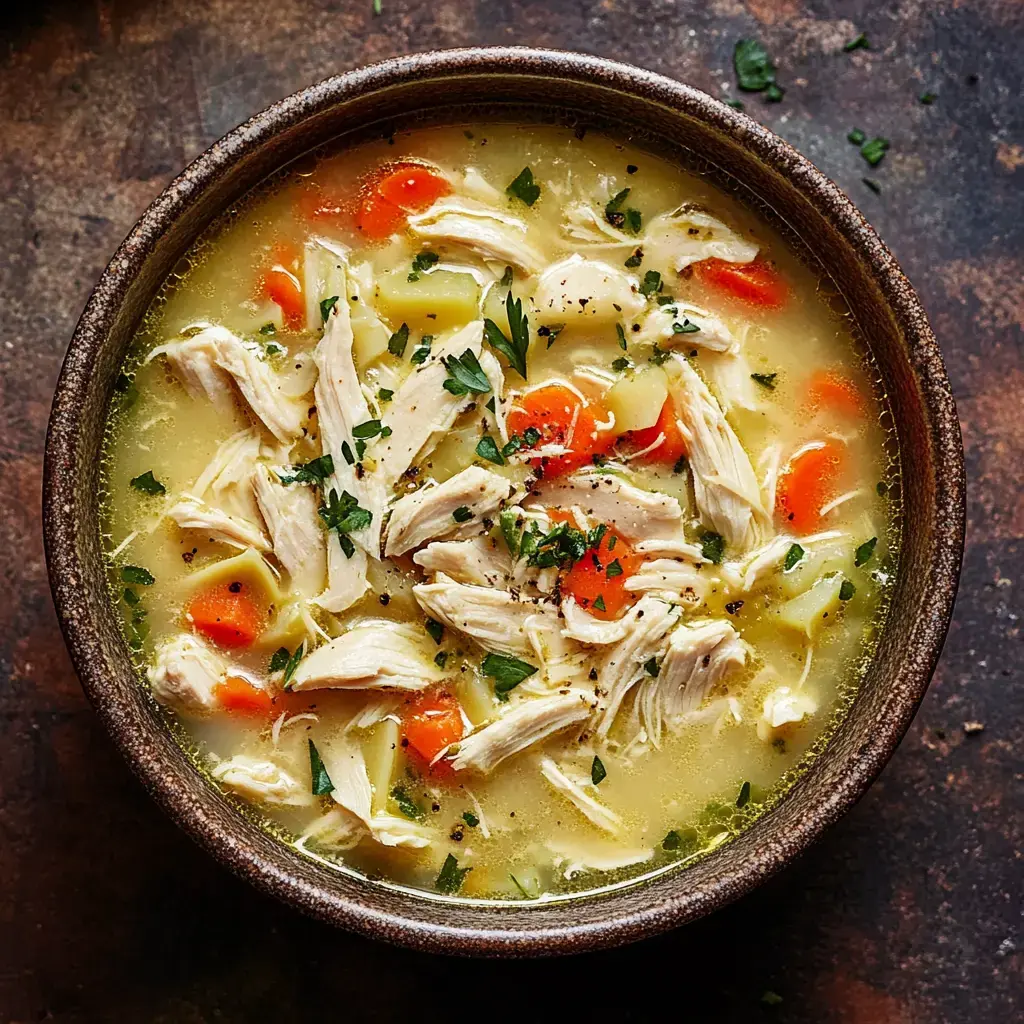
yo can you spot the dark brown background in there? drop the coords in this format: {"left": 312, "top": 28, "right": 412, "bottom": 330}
{"left": 2, "top": 1, "right": 1021, "bottom": 1021}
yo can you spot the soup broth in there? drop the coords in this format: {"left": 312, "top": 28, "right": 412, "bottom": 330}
{"left": 101, "top": 124, "right": 898, "bottom": 900}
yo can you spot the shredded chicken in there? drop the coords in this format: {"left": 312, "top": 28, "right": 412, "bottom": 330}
{"left": 212, "top": 755, "right": 312, "bottom": 806}
{"left": 297, "top": 808, "right": 363, "bottom": 852}
{"left": 532, "top": 254, "right": 645, "bottom": 324}
{"left": 316, "top": 536, "right": 371, "bottom": 614}
{"left": 166, "top": 495, "right": 271, "bottom": 551}
{"left": 561, "top": 201, "right": 637, "bottom": 248}
{"left": 385, "top": 466, "right": 513, "bottom": 557}
{"left": 413, "top": 535, "right": 512, "bottom": 587}
{"left": 149, "top": 325, "right": 307, "bottom": 442}
{"left": 624, "top": 558, "right": 710, "bottom": 605}
{"left": 478, "top": 349, "right": 508, "bottom": 442}
{"left": 635, "top": 619, "right": 747, "bottom": 747}
{"left": 449, "top": 689, "right": 593, "bottom": 774}
{"left": 147, "top": 635, "right": 227, "bottom": 714}
{"left": 376, "top": 321, "right": 486, "bottom": 487}
{"left": 548, "top": 839, "right": 654, "bottom": 879}
{"left": 644, "top": 204, "right": 759, "bottom": 272}
{"left": 191, "top": 428, "right": 263, "bottom": 522}
{"left": 534, "top": 469, "right": 685, "bottom": 545}
{"left": 560, "top": 595, "right": 658, "bottom": 646}
{"left": 702, "top": 348, "right": 760, "bottom": 414}
{"left": 631, "top": 303, "right": 739, "bottom": 353}
{"left": 407, "top": 198, "right": 545, "bottom": 273}
{"left": 290, "top": 620, "right": 444, "bottom": 691}
{"left": 757, "top": 686, "right": 818, "bottom": 742}
{"left": 251, "top": 464, "right": 327, "bottom": 598}
{"left": 539, "top": 757, "right": 622, "bottom": 834}
{"left": 669, "top": 356, "right": 769, "bottom": 552}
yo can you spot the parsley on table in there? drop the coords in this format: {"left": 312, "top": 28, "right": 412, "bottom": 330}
{"left": 591, "top": 755, "right": 607, "bottom": 785}
{"left": 129, "top": 470, "right": 165, "bottom": 496}
{"left": 475, "top": 434, "right": 504, "bottom": 465}
{"left": 408, "top": 251, "right": 439, "bottom": 281}
{"left": 277, "top": 454, "right": 334, "bottom": 486}
{"left": 700, "top": 531, "right": 725, "bottom": 565}
{"left": 751, "top": 372, "right": 778, "bottom": 389}
{"left": 640, "top": 269, "right": 662, "bottom": 298}
{"left": 862, "top": 177, "right": 882, "bottom": 194}
{"left": 736, "top": 780, "right": 751, "bottom": 808}
{"left": 436, "top": 853, "right": 471, "bottom": 894}
{"left": 783, "top": 543, "right": 805, "bottom": 572}
{"left": 484, "top": 291, "right": 530, "bottom": 379}
{"left": 734, "top": 38, "right": 778, "bottom": 92}
{"left": 442, "top": 348, "right": 491, "bottom": 395}
{"left": 319, "top": 295, "right": 339, "bottom": 322}
{"left": 308, "top": 739, "right": 333, "bottom": 796}
{"left": 848, "top": 128, "right": 866, "bottom": 145}
{"left": 843, "top": 33, "right": 869, "bottom": 51}
{"left": 482, "top": 653, "right": 538, "bottom": 700}
{"left": 410, "top": 335, "right": 433, "bottom": 365}
{"left": 452, "top": 505, "right": 473, "bottom": 524}
{"left": 860, "top": 137, "right": 890, "bottom": 167}
{"left": 839, "top": 578, "right": 856, "bottom": 601}
{"left": 121, "top": 565, "right": 154, "bottom": 586}
{"left": 854, "top": 536, "right": 878, "bottom": 566}
{"left": 387, "top": 322, "right": 410, "bottom": 357}
{"left": 391, "top": 785, "right": 425, "bottom": 820}
{"left": 506, "top": 166, "right": 540, "bottom": 206}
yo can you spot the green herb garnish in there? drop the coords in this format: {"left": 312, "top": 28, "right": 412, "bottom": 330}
{"left": 854, "top": 536, "right": 878, "bottom": 566}
{"left": 122, "top": 587, "right": 140, "bottom": 606}
{"left": 452, "top": 506, "right": 473, "bottom": 524}
{"left": 751, "top": 372, "right": 778, "bottom": 390}
{"left": 378, "top": 388, "right": 394, "bottom": 403}
{"left": 308, "top": 739, "right": 333, "bottom": 796}
{"left": 409, "top": 335, "right": 433, "bottom": 365}
{"left": 700, "top": 531, "right": 725, "bottom": 564}
{"left": 484, "top": 291, "right": 530, "bottom": 379}
{"left": 270, "top": 647, "right": 290, "bottom": 673}
{"left": 606, "top": 559, "right": 624, "bottom": 578}
{"left": 462, "top": 811, "right": 479, "bottom": 827}
{"left": 387, "top": 322, "right": 410, "bottom": 357}
{"left": 436, "top": 853, "right": 471, "bottom": 894}
{"left": 843, "top": 33, "right": 869, "bottom": 52}
{"left": 783, "top": 543, "right": 805, "bottom": 572}
{"left": 278, "top": 454, "right": 335, "bottom": 486}
{"left": 920, "top": 91, "right": 937, "bottom": 105}
{"left": 860, "top": 137, "right": 890, "bottom": 167}
{"left": 839, "top": 578, "right": 856, "bottom": 601}
{"left": 391, "top": 785, "right": 425, "bottom": 820}
{"left": 734, "top": 38, "right": 777, "bottom": 92}
{"left": 538, "top": 323, "right": 564, "bottom": 349}
{"left": 475, "top": 434, "right": 505, "bottom": 465}
{"left": 425, "top": 618, "right": 444, "bottom": 645}
{"left": 352, "top": 419, "right": 390, "bottom": 440}
{"left": 616, "top": 323, "right": 628, "bottom": 351}
{"left": 736, "top": 780, "right": 751, "bottom": 808}
{"left": 121, "top": 565, "right": 154, "bottom": 586}
{"left": 624, "top": 247, "right": 644, "bottom": 268}
{"left": 408, "top": 251, "right": 439, "bottom": 281}
{"left": 259, "top": 322, "right": 277, "bottom": 336}
{"left": 591, "top": 755, "right": 607, "bottom": 786}
{"left": 848, "top": 128, "right": 866, "bottom": 145}
{"left": 662, "top": 830, "right": 681, "bottom": 851}
{"left": 611, "top": 356, "right": 633, "bottom": 373}
{"left": 482, "top": 653, "right": 538, "bottom": 700}
{"left": 640, "top": 269, "right": 662, "bottom": 298}
{"left": 319, "top": 295, "right": 339, "bottom": 322}
{"left": 649, "top": 345, "right": 672, "bottom": 366}
{"left": 318, "top": 488, "right": 372, "bottom": 557}
{"left": 672, "top": 319, "right": 700, "bottom": 334}
{"left": 129, "top": 470, "right": 165, "bottom": 496}
{"left": 283, "top": 643, "right": 304, "bottom": 687}
{"left": 862, "top": 177, "right": 882, "bottom": 194}
{"left": 442, "top": 348, "right": 491, "bottom": 395}
{"left": 506, "top": 166, "right": 540, "bottom": 206}
{"left": 592, "top": 595, "right": 607, "bottom": 612}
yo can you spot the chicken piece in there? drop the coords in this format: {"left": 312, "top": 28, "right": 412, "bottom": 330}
{"left": 407, "top": 198, "right": 545, "bottom": 274}
{"left": 302, "top": 236, "right": 349, "bottom": 332}
{"left": 289, "top": 620, "right": 443, "bottom": 692}
{"left": 314, "top": 300, "right": 386, "bottom": 554}
{"left": 251, "top": 464, "right": 327, "bottom": 598}
{"left": 321, "top": 741, "right": 433, "bottom": 848}
{"left": 548, "top": 839, "right": 654, "bottom": 880}
{"left": 669, "top": 356, "right": 769, "bottom": 552}
{"left": 756, "top": 686, "right": 818, "bottom": 742}
{"left": 212, "top": 755, "right": 313, "bottom": 806}
{"left": 449, "top": 690, "right": 593, "bottom": 774}
{"left": 413, "top": 573, "right": 558, "bottom": 656}
{"left": 147, "top": 634, "right": 227, "bottom": 714}
{"left": 631, "top": 303, "right": 739, "bottom": 353}
{"left": 297, "top": 808, "right": 363, "bottom": 852}
{"left": 385, "top": 466, "right": 512, "bottom": 557}
{"left": 635, "top": 619, "right": 747, "bottom": 747}
{"left": 316, "top": 535, "right": 371, "bottom": 614}
{"left": 376, "top": 321, "right": 486, "bottom": 487}
{"left": 561, "top": 202, "right": 636, "bottom": 248}
{"left": 539, "top": 757, "right": 623, "bottom": 834}
{"left": 560, "top": 595, "right": 649, "bottom": 645}
{"left": 413, "top": 535, "right": 512, "bottom": 587}
{"left": 624, "top": 558, "right": 710, "bottom": 605}
{"left": 191, "top": 428, "right": 263, "bottom": 522}
{"left": 149, "top": 325, "right": 307, "bottom": 442}
{"left": 532, "top": 254, "right": 645, "bottom": 325}
{"left": 478, "top": 349, "right": 508, "bottom": 442}
{"left": 534, "top": 469, "right": 685, "bottom": 545}
{"left": 634, "top": 537, "right": 707, "bottom": 561}
{"left": 644, "top": 204, "right": 759, "bottom": 273}
{"left": 701, "top": 349, "right": 760, "bottom": 414}
{"left": 166, "top": 495, "right": 271, "bottom": 551}
{"left": 594, "top": 596, "right": 682, "bottom": 740}
{"left": 458, "top": 166, "right": 505, "bottom": 205}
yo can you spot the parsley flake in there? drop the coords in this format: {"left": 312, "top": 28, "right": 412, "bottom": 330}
{"left": 839, "top": 578, "right": 856, "bottom": 601}
{"left": 391, "top": 785, "right": 425, "bottom": 820}
{"left": 121, "top": 565, "right": 154, "bottom": 586}
{"left": 854, "top": 536, "right": 878, "bottom": 566}
{"left": 475, "top": 434, "right": 505, "bottom": 465}
{"left": 734, "top": 38, "right": 777, "bottom": 92}
{"left": 616, "top": 323, "right": 628, "bottom": 350}
{"left": 319, "top": 295, "right": 339, "bottom": 322}
{"left": 591, "top": 755, "right": 607, "bottom": 786}
{"left": 662, "top": 830, "right": 681, "bottom": 851}
{"left": 751, "top": 372, "right": 778, "bottom": 389}
{"left": 129, "top": 470, "right": 165, "bottom": 496}
{"left": 308, "top": 739, "right": 333, "bottom": 796}
{"left": 387, "top": 322, "right": 410, "bottom": 357}
{"left": 843, "top": 33, "right": 869, "bottom": 52}
{"left": 436, "top": 853, "right": 471, "bottom": 894}
{"left": 484, "top": 292, "right": 530, "bottom": 379}
{"left": 277, "top": 454, "right": 334, "bottom": 486}
{"left": 442, "top": 348, "right": 491, "bottom": 395}
{"left": 408, "top": 251, "right": 439, "bottom": 281}
{"left": 452, "top": 505, "right": 473, "bottom": 524}
{"left": 606, "top": 558, "right": 624, "bottom": 578}
{"left": 506, "top": 167, "right": 540, "bottom": 206}
{"left": 592, "top": 595, "right": 607, "bottom": 612}
{"left": 860, "top": 137, "right": 890, "bottom": 167}
{"left": 736, "top": 780, "right": 751, "bottom": 808}
{"left": 700, "top": 531, "right": 725, "bottom": 564}
{"left": 482, "top": 653, "right": 538, "bottom": 700}
{"left": 783, "top": 543, "right": 805, "bottom": 572}
{"left": 462, "top": 811, "right": 479, "bottom": 828}
{"left": 640, "top": 269, "right": 662, "bottom": 298}
{"left": 410, "top": 335, "right": 433, "bottom": 365}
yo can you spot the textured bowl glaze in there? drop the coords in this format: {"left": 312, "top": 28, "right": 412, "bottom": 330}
{"left": 42, "top": 48, "right": 965, "bottom": 956}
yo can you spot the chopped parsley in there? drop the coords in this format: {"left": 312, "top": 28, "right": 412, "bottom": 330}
{"left": 122, "top": 587, "right": 140, "bottom": 606}
{"left": 843, "top": 33, "right": 869, "bottom": 52}
{"left": 860, "top": 137, "right": 890, "bottom": 167}
{"left": 408, "top": 250, "right": 439, "bottom": 281}
{"left": 783, "top": 543, "right": 805, "bottom": 572}
{"left": 644, "top": 657, "right": 660, "bottom": 677}
{"left": 340, "top": 442, "right": 355, "bottom": 466}
{"left": 673, "top": 455, "right": 688, "bottom": 475}
{"left": 352, "top": 419, "right": 391, "bottom": 440}
{"left": 484, "top": 291, "right": 530, "bottom": 379}
{"left": 269, "top": 647, "right": 290, "bottom": 673}
{"left": 662, "top": 830, "right": 681, "bottom": 851}
{"left": 736, "top": 780, "right": 751, "bottom": 808}
{"left": 854, "top": 536, "right": 878, "bottom": 566}
{"left": 733, "top": 38, "right": 779, "bottom": 93}
{"left": 264, "top": 342, "right": 284, "bottom": 356}
{"left": 319, "top": 295, "right": 339, "bottom": 322}
{"left": 605, "top": 188, "right": 641, "bottom": 233}
{"left": 121, "top": 565, "right": 154, "bottom": 586}
{"left": 751, "top": 372, "right": 778, "bottom": 389}
{"left": 616, "top": 323, "right": 628, "bottom": 351}
{"left": 434, "top": 651, "right": 447, "bottom": 668}
{"left": 129, "top": 470, "right": 165, "bottom": 496}
{"left": 839, "top": 578, "right": 856, "bottom": 601}
{"left": 591, "top": 755, "right": 607, "bottom": 786}
{"left": 498, "top": 265, "right": 514, "bottom": 289}
{"left": 462, "top": 811, "right": 479, "bottom": 828}
{"left": 606, "top": 558, "right": 624, "bottom": 578}
{"left": 482, "top": 653, "right": 538, "bottom": 700}
{"left": 452, "top": 505, "right": 473, "bottom": 524}
{"left": 278, "top": 454, "right": 335, "bottom": 486}
{"left": 391, "top": 785, "right": 425, "bottom": 820}
{"left": 308, "top": 739, "right": 333, "bottom": 796}
{"left": 409, "top": 335, "right": 433, "bottom": 365}
{"left": 259, "top": 322, "right": 277, "bottom": 336}
{"left": 765, "top": 83, "right": 785, "bottom": 103}
{"left": 506, "top": 166, "right": 540, "bottom": 206}
{"left": 920, "top": 91, "right": 937, "bottom": 105}
{"left": 672, "top": 319, "right": 700, "bottom": 334}
{"left": 847, "top": 128, "right": 866, "bottom": 145}
{"left": 526, "top": 521, "right": 588, "bottom": 570}
{"left": 436, "top": 854, "right": 471, "bottom": 894}
{"left": 475, "top": 434, "right": 504, "bottom": 466}
{"left": 282, "top": 643, "right": 304, "bottom": 687}
{"left": 624, "top": 247, "right": 644, "bottom": 269}
{"left": 318, "top": 488, "right": 372, "bottom": 558}
{"left": 592, "top": 595, "right": 607, "bottom": 612}
{"left": 611, "top": 356, "right": 633, "bottom": 373}
{"left": 425, "top": 618, "right": 444, "bottom": 645}
{"left": 442, "top": 348, "right": 491, "bottom": 395}
{"left": 377, "top": 387, "right": 394, "bottom": 403}
{"left": 501, "top": 426, "right": 542, "bottom": 458}
{"left": 372, "top": 0, "right": 382, "bottom": 15}
{"left": 537, "top": 323, "right": 564, "bottom": 349}
{"left": 700, "top": 531, "right": 725, "bottom": 565}
{"left": 649, "top": 345, "right": 672, "bottom": 366}
{"left": 862, "top": 177, "right": 882, "bottom": 194}
{"left": 387, "top": 322, "right": 410, "bottom": 357}
{"left": 639, "top": 269, "right": 662, "bottom": 298}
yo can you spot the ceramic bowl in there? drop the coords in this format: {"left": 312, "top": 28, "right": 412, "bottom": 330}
{"left": 43, "top": 47, "right": 965, "bottom": 956}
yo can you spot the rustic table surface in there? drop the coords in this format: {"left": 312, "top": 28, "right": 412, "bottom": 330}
{"left": 2, "top": 1, "right": 1020, "bottom": 1021}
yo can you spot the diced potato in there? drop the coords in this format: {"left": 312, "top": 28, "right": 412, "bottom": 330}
{"left": 776, "top": 572, "right": 843, "bottom": 636}
{"left": 780, "top": 542, "right": 855, "bottom": 600}
{"left": 457, "top": 670, "right": 498, "bottom": 727}
{"left": 365, "top": 718, "right": 400, "bottom": 815}
{"left": 184, "top": 547, "right": 282, "bottom": 606}
{"left": 260, "top": 600, "right": 309, "bottom": 649}
{"left": 351, "top": 306, "right": 392, "bottom": 367}
{"left": 606, "top": 366, "right": 669, "bottom": 433}
{"left": 376, "top": 269, "right": 480, "bottom": 329}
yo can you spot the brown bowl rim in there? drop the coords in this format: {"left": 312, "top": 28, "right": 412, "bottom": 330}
{"left": 42, "top": 46, "right": 965, "bottom": 956}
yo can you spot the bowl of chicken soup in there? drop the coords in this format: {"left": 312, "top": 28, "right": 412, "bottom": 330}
{"left": 43, "top": 47, "right": 964, "bottom": 954}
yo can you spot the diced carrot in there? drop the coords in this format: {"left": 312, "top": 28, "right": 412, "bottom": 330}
{"left": 775, "top": 440, "right": 846, "bottom": 534}
{"left": 506, "top": 384, "right": 615, "bottom": 479}
{"left": 621, "top": 396, "right": 687, "bottom": 464}
{"left": 806, "top": 369, "right": 865, "bottom": 419}
{"left": 693, "top": 257, "right": 788, "bottom": 310}
{"left": 354, "top": 190, "right": 407, "bottom": 239}
{"left": 402, "top": 689, "right": 463, "bottom": 771}
{"left": 560, "top": 526, "right": 642, "bottom": 620}
{"left": 258, "top": 242, "right": 304, "bottom": 328}
{"left": 214, "top": 675, "right": 275, "bottom": 716}
{"left": 186, "top": 582, "right": 267, "bottom": 649}
{"left": 375, "top": 164, "right": 451, "bottom": 212}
